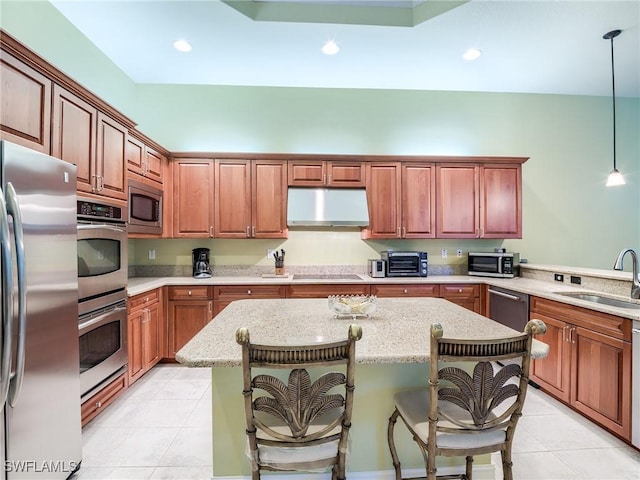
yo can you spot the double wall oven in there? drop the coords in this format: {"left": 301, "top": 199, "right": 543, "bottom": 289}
{"left": 77, "top": 197, "right": 128, "bottom": 400}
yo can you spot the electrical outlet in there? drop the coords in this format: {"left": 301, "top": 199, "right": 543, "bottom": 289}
{"left": 441, "top": 249, "right": 447, "bottom": 258}
{"left": 266, "top": 249, "right": 275, "bottom": 259}
{"left": 554, "top": 273, "right": 564, "bottom": 282}
{"left": 148, "top": 249, "right": 155, "bottom": 260}
{"left": 456, "top": 249, "right": 462, "bottom": 257}
{"left": 570, "top": 275, "right": 581, "bottom": 285}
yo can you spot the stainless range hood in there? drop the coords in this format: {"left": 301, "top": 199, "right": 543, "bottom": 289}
{"left": 287, "top": 187, "right": 369, "bottom": 227}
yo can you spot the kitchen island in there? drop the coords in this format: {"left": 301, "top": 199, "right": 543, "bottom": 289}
{"left": 176, "top": 297, "right": 548, "bottom": 478}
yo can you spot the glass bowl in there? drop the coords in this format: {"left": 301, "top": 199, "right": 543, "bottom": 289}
{"left": 328, "top": 295, "right": 377, "bottom": 319}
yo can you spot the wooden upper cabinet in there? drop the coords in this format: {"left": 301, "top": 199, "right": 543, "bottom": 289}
{"left": 95, "top": 112, "right": 127, "bottom": 201}
{"left": 52, "top": 85, "right": 97, "bottom": 192}
{"left": 127, "top": 135, "right": 165, "bottom": 185}
{"left": 172, "top": 158, "right": 215, "bottom": 238}
{"left": 126, "top": 135, "right": 145, "bottom": 175}
{"left": 0, "top": 51, "right": 52, "bottom": 153}
{"left": 288, "top": 161, "right": 365, "bottom": 187}
{"left": 364, "top": 162, "right": 435, "bottom": 239}
{"left": 436, "top": 164, "right": 479, "bottom": 238}
{"left": 214, "top": 159, "right": 251, "bottom": 238}
{"left": 252, "top": 160, "right": 287, "bottom": 238}
{"left": 481, "top": 164, "right": 521, "bottom": 238}
{"left": 215, "top": 159, "right": 287, "bottom": 238}
{"left": 436, "top": 163, "right": 522, "bottom": 239}
{"left": 402, "top": 163, "right": 436, "bottom": 238}
{"left": 364, "top": 163, "right": 402, "bottom": 238}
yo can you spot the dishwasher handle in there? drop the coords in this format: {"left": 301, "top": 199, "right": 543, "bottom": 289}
{"left": 488, "top": 288, "right": 524, "bottom": 302}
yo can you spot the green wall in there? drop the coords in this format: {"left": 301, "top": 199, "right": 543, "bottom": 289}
{"left": 3, "top": 1, "right": 639, "bottom": 270}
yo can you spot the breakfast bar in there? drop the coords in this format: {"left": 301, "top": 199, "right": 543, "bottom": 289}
{"left": 176, "top": 297, "right": 549, "bottom": 477}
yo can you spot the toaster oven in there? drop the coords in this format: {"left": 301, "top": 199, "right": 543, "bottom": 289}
{"left": 381, "top": 251, "right": 428, "bottom": 277}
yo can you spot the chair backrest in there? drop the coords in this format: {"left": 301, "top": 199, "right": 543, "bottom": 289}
{"left": 236, "top": 324, "right": 362, "bottom": 473}
{"left": 428, "top": 320, "right": 546, "bottom": 438}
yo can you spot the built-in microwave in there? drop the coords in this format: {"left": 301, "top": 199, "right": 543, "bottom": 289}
{"left": 128, "top": 179, "right": 163, "bottom": 235}
{"left": 468, "top": 251, "right": 520, "bottom": 278}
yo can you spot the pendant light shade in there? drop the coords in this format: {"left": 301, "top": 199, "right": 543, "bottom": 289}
{"left": 603, "top": 29, "right": 625, "bottom": 187}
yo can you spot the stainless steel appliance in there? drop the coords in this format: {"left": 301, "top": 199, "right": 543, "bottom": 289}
{"left": 381, "top": 251, "right": 428, "bottom": 277}
{"left": 0, "top": 141, "right": 81, "bottom": 478}
{"left": 368, "top": 259, "right": 386, "bottom": 278}
{"left": 192, "top": 248, "right": 212, "bottom": 278}
{"left": 488, "top": 286, "right": 530, "bottom": 331}
{"left": 77, "top": 197, "right": 128, "bottom": 310}
{"left": 127, "top": 178, "right": 162, "bottom": 235}
{"left": 77, "top": 197, "right": 128, "bottom": 400}
{"left": 632, "top": 319, "right": 640, "bottom": 448}
{"left": 468, "top": 251, "right": 520, "bottom": 278}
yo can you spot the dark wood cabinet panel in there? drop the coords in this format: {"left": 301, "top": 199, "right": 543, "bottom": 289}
{"left": 52, "top": 85, "right": 97, "bottom": 191}
{"left": 0, "top": 51, "right": 52, "bottom": 153}
{"left": 172, "top": 159, "right": 215, "bottom": 238}
{"left": 530, "top": 296, "right": 631, "bottom": 441}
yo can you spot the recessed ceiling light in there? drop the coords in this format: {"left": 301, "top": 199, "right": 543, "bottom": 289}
{"left": 462, "top": 48, "right": 482, "bottom": 61}
{"left": 322, "top": 40, "right": 340, "bottom": 55}
{"left": 173, "top": 39, "right": 192, "bottom": 52}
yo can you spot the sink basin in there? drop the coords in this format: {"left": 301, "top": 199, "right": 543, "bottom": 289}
{"left": 555, "top": 292, "right": 640, "bottom": 310}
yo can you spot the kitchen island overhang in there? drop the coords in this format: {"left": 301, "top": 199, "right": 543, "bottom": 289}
{"left": 176, "top": 297, "right": 548, "bottom": 477}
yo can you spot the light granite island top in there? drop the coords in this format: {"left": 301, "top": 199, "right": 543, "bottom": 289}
{"left": 176, "top": 296, "right": 549, "bottom": 367}
{"left": 176, "top": 297, "right": 548, "bottom": 478}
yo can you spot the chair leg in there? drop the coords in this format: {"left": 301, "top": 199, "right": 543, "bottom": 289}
{"left": 501, "top": 448, "right": 514, "bottom": 480}
{"left": 387, "top": 409, "right": 403, "bottom": 480}
{"left": 465, "top": 455, "right": 473, "bottom": 479}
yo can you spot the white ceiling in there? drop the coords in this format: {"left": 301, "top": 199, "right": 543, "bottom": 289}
{"left": 50, "top": 0, "right": 640, "bottom": 97}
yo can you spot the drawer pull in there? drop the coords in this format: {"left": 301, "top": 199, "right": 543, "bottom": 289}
{"left": 403, "top": 289, "right": 408, "bottom": 294}
{"left": 458, "top": 288, "right": 463, "bottom": 293}
{"left": 188, "top": 290, "right": 192, "bottom": 296}
{"left": 247, "top": 289, "right": 252, "bottom": 295}
{"left": 95, "top": 401, "right": 102, "bottom": 408}
{"left": 144, "top": 296, "right": 149, "bottom": 302}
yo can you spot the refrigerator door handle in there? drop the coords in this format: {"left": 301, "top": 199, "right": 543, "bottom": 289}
{"left": 6, "top": 182, "right": 26, "bottom": 407}
{"left": 0, "top": 187, "right": 14, "bottom": 411}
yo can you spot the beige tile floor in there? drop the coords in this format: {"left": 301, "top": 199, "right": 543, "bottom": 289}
{"left": 72, "top": 364, "right": 640, "bottom": 480}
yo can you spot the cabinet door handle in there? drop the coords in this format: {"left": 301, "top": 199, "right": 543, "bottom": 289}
{"left": 208, "top": 301, "right": 212, "bottom": 314}
{"left": 562, "top": 326, "right": 567, "bottom": 343}
{"left": 246, "top": 226, "right": 251, "bottom": 237}
{"left": 322, "top": 174, "right": 326, "bottom": 184}
{"left": 570, "top": 327, "right": 576, "bottom": 344}
{"left": 402, "top": 226, "right": 406, "bottom": 237}
{"left": 91, "top": 174, "right": 99, "bottom": 192}
{"left": 98, "top": 175, "right": 105, "bottom": 191}
{"left": 252, "top": 226, "right": 255, "bottom": 237}
{"left": 327, "top": 175, "right": 332, "bottom": 184}
{"left": 397, "top": 227, "right": 401, "bottom": 237}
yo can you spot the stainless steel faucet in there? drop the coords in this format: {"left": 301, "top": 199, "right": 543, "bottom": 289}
{"left": 613, "top": 248, "right": 640, "bottom": 299}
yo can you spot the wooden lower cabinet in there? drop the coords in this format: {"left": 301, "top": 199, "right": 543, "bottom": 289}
{"left": 81, "top": 372, "right": 128, "bottom": 427}
{"left": 440, "top": 284, "right": 481, "bottom": 313}
{"left": 371, "top": 284, "right": 439, "bottom": 297}
{"left": 286, "top": 284, "right": 371, "bottom": 298}
{"left": 213, "top": 284, "right": 286, "bottom": 316}
{"left": 167, "top": 286, "right": 213, "bottom": 359}
{"left": 530, "top": 296, "right": 632, "bottom": 441}
{"left": 128, "top": 289, "right": 163, "bottom": 385}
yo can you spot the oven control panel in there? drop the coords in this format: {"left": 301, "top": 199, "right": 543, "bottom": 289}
{"left": 77, "top": 197, "right": 125, "bottom": 222}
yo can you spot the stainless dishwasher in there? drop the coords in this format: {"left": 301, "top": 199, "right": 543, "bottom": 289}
{"left": 488, "top": 286, "right": 530, "bottom": 331}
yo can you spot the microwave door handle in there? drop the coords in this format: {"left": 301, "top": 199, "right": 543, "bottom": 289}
{"left": 0, "top": 188, "right": 14, "bottom": 411}
{"left": 5, "top": 183, "right": 26, "bottom": 407}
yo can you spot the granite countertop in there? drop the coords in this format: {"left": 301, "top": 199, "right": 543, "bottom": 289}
{"left": 126, "top": 274, "right": 640, "bottom": 321}
{"left": 175, "top": 297, "right": 549, "bottom": 367}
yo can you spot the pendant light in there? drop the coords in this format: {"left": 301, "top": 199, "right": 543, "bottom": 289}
{"left": 603, "top": 29, "right": 625, "bottom": 187}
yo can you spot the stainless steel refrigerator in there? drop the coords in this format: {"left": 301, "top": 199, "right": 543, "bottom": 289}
{"left": 0, "top": 141, "right": 82, "bottom": 479}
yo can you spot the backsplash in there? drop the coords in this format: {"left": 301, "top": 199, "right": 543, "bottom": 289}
{"left": 129, "top": 263, "right": 465, "bottom": 278}
{"left": 520, "top": 264, "right": 634, "bottom": 297}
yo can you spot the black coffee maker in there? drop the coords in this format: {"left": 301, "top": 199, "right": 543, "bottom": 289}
{"left": 192, "top": 248, "right": 212, "bottom": 278}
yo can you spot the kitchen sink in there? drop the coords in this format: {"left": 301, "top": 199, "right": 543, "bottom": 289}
{"left": 555, "top": 292, "right": 640, "bottom": 310}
